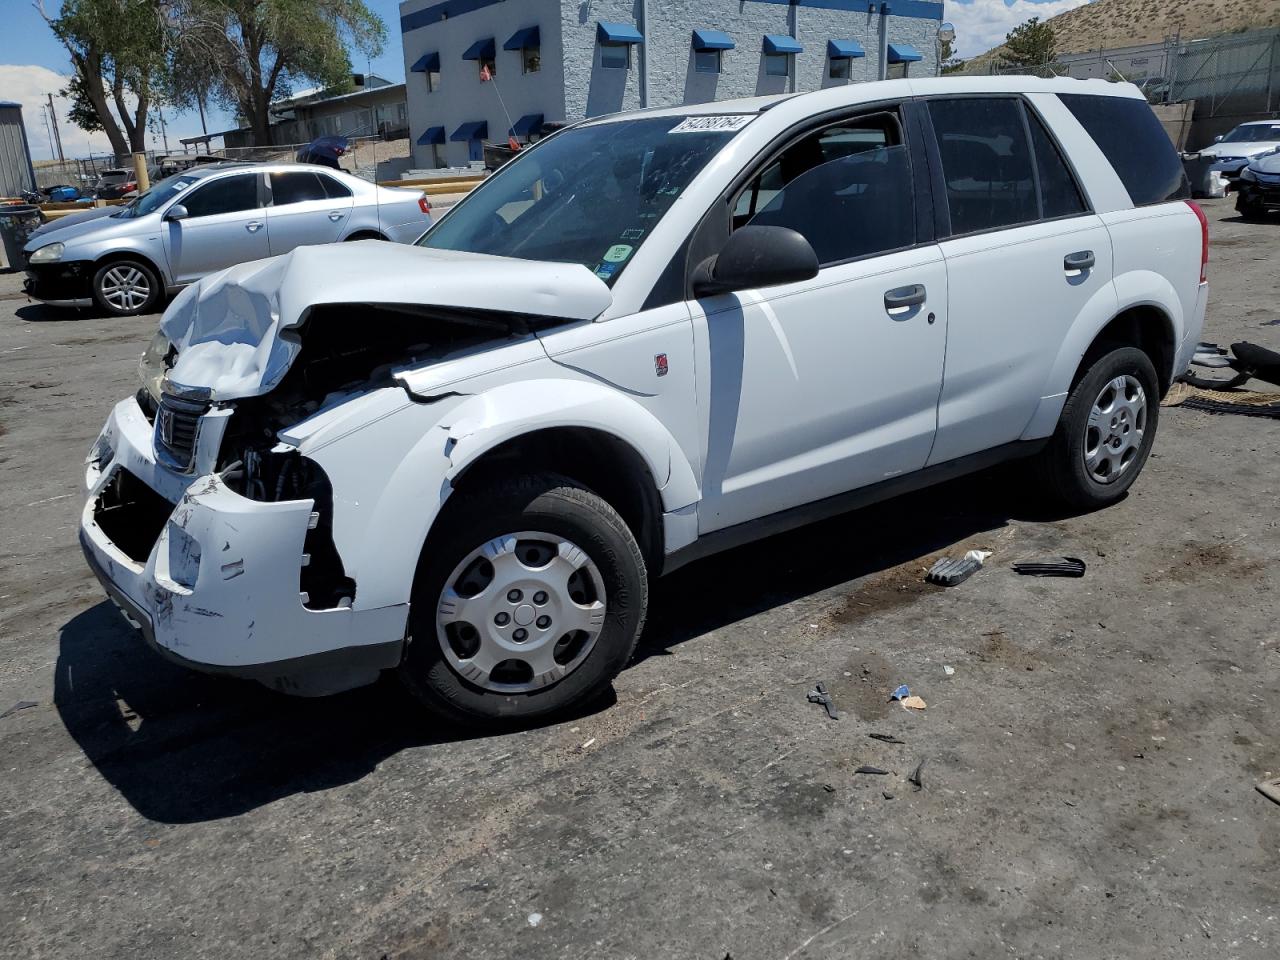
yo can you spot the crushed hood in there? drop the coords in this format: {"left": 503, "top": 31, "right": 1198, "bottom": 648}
{"left": 160, "top": 242, "right": 613, "bottom": 400}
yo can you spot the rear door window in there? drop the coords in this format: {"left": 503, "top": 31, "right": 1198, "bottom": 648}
{"left": 183, "top": 174, "right": 261, "bottom": 218}
{"left": 318, "top": 175, "right": 352, "bottom": 199}
{"left": 1058, "top": 93, "right": 1189, "bottom": 206}
{"left": 1026, "top": 107, "right": 1088, "bottom": 219}
{"left": 928, "top": 97, "right": 1038, "bottom": 235}
{"left": 734, "top": 110, "right": 915, "bottom": 265}
{"left": 270, "top": 172, "right": 329, "bottom": 206}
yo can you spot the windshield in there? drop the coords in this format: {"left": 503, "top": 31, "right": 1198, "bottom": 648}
{"left": 417, "top": 115, "right": 747, "bottom": 284}
{"left": 114, "top": 174, "right": 199, "bottom": 219}
{"left": 1222, "top": 124, "right": 1280, "bottom": 143}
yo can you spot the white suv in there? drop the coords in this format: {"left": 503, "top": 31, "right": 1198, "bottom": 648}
{"left": 81, "top": 78, "right": 1208, "bottom": 723}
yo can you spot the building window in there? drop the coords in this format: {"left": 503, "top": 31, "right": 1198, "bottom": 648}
{"left": 427, "top": 70, "right": 440, "bottom": 92}
{"left": 765, "top": 53, "right": 790, "bottom": 77}
{"left": 695, "top": 49, "right": 722, "bottom": 74}
{"left": 887, "top": 62, "right": 908, "bottom": 79}
{"left": 829, "top": 57, "right": 851, "bottom": 80}
{"left": 523, "top": 45, "right": 541, "bottom": 73}
{"left": 600, "top": 44, "right": 630, "bottom": 70}
{"left": 480, "top": 55, "right": 496, "bottom": 80}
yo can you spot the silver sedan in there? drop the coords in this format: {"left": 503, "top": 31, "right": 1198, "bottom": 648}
{"left": 22, "top": 161, "right": 434, "bottom": 316}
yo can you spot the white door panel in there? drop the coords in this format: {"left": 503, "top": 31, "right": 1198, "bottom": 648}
{"left": 930, "top": 216, "right": 1115, "bottom": 465}
{"left": 694, "top": 245, "right": 948, "bottom": 533}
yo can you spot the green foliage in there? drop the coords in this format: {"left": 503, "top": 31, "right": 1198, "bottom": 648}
{"left": 1003, "top": 16, "right": 1058, "bottom": 67}
{"left": 179, "top": 0, "right": 386, "bottom": 143}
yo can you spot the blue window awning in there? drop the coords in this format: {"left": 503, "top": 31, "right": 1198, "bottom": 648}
{"left": 451, "top": 120, "right": 488, "bottom": 142}
{"left": 510, "top": 113, "right": 544, "bottom": 137}
{"left": 410, "top": 51, "right": 440, "bottom": 73}
{"left": 763, "top": 34, "right": 803, "bottom": 55}
{"left": 462, "top": 37, "right": 496, "bottom": 60}
{"left": 597, "top": 21, "right": 644, "bottom": 45}
{"left": 417, "top": 126, "right": 445, "bottom": 145}
{"left": 887, "top": 43, "right": 923, "bottom": 63}
{"left": 504, "top": 26, "right": 540, "bottom": 51}
{"left": 827, "top": 39, "right": 865, "bottom": 59}
{"left": 693, "top": 29, "right": 735, "bottom": 51}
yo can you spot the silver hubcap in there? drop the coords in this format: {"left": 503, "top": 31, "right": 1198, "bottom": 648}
{"left": 436, "top": 531, "right": 607, "bottom": 693}
{"left": 1084, "top": 374, "right": 1147, "bottom": 484}
{"left": 100, "top": 265, "right": 150, "bottom": 311}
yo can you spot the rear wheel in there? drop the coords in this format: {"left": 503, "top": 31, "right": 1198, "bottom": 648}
{"left": 1236, "top": 194, "right": 1267, "bottom": 221}
{"left": 1033, "top": 346, "right": 1160, "bottom": 509}
{"left": 400, "top": 474, "right": 647, "bottom": 725}
{"left": 92, "top": 258, "right": 160, "bottom": 316}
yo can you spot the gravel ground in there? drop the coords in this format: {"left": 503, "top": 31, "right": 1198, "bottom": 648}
{"left": 1, "top": 198, "right": 1278, "bottom": 959}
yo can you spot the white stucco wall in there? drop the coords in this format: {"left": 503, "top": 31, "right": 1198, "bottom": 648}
{"left": 399, "top": 0, "right": 941, "bottom": 167}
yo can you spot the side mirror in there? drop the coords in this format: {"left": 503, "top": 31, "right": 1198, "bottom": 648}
{"left": 692, "top": 225, "right": 819, "bottom": 297}
{"left": 164, "top": 204, "right": 189, "bottom": 222}
{"left": 1213, "top": 135, "right": 1224, "bottom": 143}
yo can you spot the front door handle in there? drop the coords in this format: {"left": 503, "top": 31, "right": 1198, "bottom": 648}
{"left": 246, "top": 221, "right": 263, "bottom": 233}
{"left": 328, "top": 211, "right": 343, "bottom": 221}
{"left": 1064, "top": 250, "right": 1095, "bottom": 272}
{"left": 884, "top": 284, "right": 926, "bottom": 314}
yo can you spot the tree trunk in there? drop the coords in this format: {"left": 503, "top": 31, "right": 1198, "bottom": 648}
{"left": 75, "top": 51, "right": 129, "bottom": 159}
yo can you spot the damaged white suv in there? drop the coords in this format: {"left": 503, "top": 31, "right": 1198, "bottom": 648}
{"left": 81, "top": 78, "right": 1208, "bottom": 723}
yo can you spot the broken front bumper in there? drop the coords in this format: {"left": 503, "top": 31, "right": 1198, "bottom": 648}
{"left": 79, "top": 396, "right": 408, "bottom": 694}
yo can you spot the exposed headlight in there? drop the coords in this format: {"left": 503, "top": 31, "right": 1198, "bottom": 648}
{"left": 28, "top": 242, "right": 64, "bottom": 263}
{"left": 1241, "top": 167, "right": 1258, "bottom": 182}
{"left": 138, "top": 328, "right": 175, "bottom": 404}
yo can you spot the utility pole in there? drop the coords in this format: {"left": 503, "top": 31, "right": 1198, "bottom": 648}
{"left": 46, "top": 93, "right": 65, "bottom": 163}
{"left": 158, "top": 104, "right": 170, "bottom": 153}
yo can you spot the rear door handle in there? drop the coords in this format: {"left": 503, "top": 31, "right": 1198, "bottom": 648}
{"left": 328, "top": 211, "right": 343, "bottom": 221}
{"left": 1064, "top": 250, "right": 1095, "bottom": 272}
{"left": 246, "top": 221, "right": 263, "bottom": 233}
{"left": 884, "top": 284, "right": 926, "bottom": 314}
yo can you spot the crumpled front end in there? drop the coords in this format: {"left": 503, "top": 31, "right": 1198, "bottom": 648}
{"left": 79, "top": 395, "right": 409, "bottom": 695}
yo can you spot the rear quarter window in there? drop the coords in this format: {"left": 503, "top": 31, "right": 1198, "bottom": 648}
{"left": 1058, "top": 93, "right": 1189, "bottom": 206}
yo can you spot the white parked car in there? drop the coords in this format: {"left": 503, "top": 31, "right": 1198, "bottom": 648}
{"left": 1195, "top": 119, "right": 1280, "bottom": 187}
{"left": 81, "top": 77, "right": 1208, "bottom": 723}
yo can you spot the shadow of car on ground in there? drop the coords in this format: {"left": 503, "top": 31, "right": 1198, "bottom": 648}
{"left": 56, "top": 465, "right": 1086, "bottom": 824}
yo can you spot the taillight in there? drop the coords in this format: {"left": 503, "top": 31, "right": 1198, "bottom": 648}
{"left": 1186, "top": 199, "right": 1209, "bottom": 284}
{"left": 418, "top": 193, "right": 431, "bottom": 214}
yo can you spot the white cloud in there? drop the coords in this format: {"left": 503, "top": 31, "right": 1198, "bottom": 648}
{"left": 945, "top": 0, "right": 1094, "bottom": 59}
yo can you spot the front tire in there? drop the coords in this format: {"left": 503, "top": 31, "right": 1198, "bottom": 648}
{"left": 1033, "top": 346, "right": 1160, "bottom": 510}
{"left": 92, "top": 258, "right": 160, "bottom": 316}
{"left": 400, "top": 474, "right": 648, "bottom": 726}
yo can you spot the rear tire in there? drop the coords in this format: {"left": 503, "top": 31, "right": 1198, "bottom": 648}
{"left": 399, "top": 474, "right": 648, "bottom": 726}
{"left": 1033, "top": 346, "right": 1160, "bottom": 510}
{"left": 92, "top": 258, "right": 161, "bottom": 316}
{"left": 1236, "top": 195, "right": 1267, "bottom": 221}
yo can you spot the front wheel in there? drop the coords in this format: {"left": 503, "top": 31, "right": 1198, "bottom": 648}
{"left": 1033, "top": 346, "right": 1160, "bottom": 510}
{"left": 400, "top": 474, "right": 648, "bottom": 725}
{"left": 1236, "top": 195, "right": 1267, "bottom": 221}
{"left": 92, "top": 259, "right": 161, "bottom": 316}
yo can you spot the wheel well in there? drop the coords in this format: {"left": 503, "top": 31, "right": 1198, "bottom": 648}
{"left": 94, "top": 249, "right": 164, "bottom": 285}
{"left": 345, "top": 230, "right": 387, "bottom": 241}
{"left": 1075, "top": 305, "right": 1176, "bottom": 396}
{"left": 448, "top": 427, "right": 665, "bottom": 569}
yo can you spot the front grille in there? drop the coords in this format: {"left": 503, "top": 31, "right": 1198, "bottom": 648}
{"left": 155, "top": 393, "right": 208, "bottom": 472}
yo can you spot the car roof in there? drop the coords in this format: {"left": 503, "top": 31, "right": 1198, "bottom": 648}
{"left": 582, "top": 76, "right": 1143, "bottom": 128}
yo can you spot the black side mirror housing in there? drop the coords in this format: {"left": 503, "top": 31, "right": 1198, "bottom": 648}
{"left": 692, "top": 225, "right": 819, "bottom": 297}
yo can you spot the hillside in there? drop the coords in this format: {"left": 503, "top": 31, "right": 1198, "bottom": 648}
{"left": 962, "top": 0, "right": 1280, "bottom": 71}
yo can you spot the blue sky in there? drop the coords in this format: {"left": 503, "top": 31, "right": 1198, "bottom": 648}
{"left": 2, "top": 1, "right": 1088, "bottom": 161}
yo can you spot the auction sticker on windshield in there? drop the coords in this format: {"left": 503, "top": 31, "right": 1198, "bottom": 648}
{"left": 670, "top": 115, "right": 754, "bottom": 134}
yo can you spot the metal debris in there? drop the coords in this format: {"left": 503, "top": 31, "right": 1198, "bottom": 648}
{"left": 908, "top": 759, "right": 926, "bottom": 792}
{"left": 855, "top": 765, "right": 890, "bottom": 775}
{"left": 806, "top": 682, "right": 841, "bottom": 720}
{"left": 0, "top": 700, "right": 37, "bottom": 720}
{"left": 1257, "top": 776, "right": 1280, "bottom": 807}
{"left": 869, "top": 733, "right": 905, "bottom": 744}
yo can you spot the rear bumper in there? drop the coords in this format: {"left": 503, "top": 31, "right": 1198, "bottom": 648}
{"left": 79, "top": 396, "right": 408, "bottom": 695}
{"left": 1175, "top": 281, "right": 1210, "bottom": 379}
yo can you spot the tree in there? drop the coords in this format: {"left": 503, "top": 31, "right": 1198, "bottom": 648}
{"left": 1003, "top": 16, "right": 1058, "bottom": 68}
{"left": 180, "top": 0, "right": 385, "bottom": 146}
{"left": 36, "top": 0, "right": 167, "bottom": 159}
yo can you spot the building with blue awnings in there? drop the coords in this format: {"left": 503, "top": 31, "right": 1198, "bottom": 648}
{"left": 399, "top": 0, "right": 943, "bottom": 169}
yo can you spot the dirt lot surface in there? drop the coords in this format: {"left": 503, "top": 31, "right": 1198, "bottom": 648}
{"left": 1, "top": 199, "right": 1278, "bottom": 959}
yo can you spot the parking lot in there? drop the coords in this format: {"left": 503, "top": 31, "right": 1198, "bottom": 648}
{"left": 1, "top": 196, "right": 1277, "bottom": 959}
